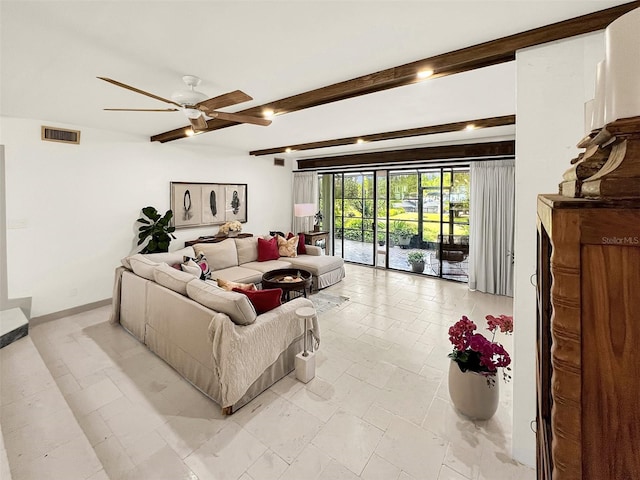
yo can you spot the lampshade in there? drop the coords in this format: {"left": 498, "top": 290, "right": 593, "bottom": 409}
{"left": 294, "top": 203, "right": 316, "bottom": 217}
{"left": 604, "top": 7, "right": 640, "bottom": 125}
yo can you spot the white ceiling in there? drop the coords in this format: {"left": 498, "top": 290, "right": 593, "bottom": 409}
{"left": 0, "top": 1, "right": 627, "bottom": 159}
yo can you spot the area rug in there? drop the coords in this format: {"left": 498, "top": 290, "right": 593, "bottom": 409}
{"left": 309, "top": 292, "right": 349, "bottom": 316}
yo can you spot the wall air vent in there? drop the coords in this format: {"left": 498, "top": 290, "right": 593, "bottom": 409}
{"left": 41, "top": 126, "right": 81, "bottom": 144}
{"left": 274, "top": 157, "right": 285, "bottom": 167}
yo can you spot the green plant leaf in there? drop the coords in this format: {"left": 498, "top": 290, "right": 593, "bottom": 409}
{"left": 161, "top": 210, "right": 173, "bottom": 222}
{"left": 135, "top": 206, "right": 176, "bottom": 253}
{"left": 142, "top": 206, "right": 160, "bottom": 221}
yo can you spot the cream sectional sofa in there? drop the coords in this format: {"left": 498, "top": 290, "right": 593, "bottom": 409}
{"left": 111, "top": 247, "right": 320, "bottom": 414}
{"left": 192, "top": 236, "right": 345, "bottom": 291}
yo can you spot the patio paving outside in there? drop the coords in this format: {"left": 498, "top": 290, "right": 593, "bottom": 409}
{"left": 333, "top": 238, "right": 468, "bottom": 282}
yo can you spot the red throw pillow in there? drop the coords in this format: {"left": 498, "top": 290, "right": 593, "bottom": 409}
{"left": 257, "top": 237, "right": 280, "bottom": 261}
{"left": 233, "top": 287, "right": 282, "bottom": 314}
{"left": 287, "top": 232, "right": 307, "bottom": 255}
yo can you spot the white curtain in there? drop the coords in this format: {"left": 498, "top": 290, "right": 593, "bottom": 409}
{"left": 292, "top": 172, "right": 318, "bottom": 234}
{"left": 468, "top": 159, "right": 515, "bottom": 296}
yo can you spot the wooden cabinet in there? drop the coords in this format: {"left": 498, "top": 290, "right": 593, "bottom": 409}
{"left": 536, "top": 194, "right": 640, "bottom": 480}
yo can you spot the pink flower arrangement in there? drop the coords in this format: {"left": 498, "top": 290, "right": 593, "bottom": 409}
{"left": 448, "top": 314, "right": 513, "bottom": 384}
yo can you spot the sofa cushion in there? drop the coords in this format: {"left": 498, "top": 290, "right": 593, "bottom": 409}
{"left": 287, "top": 254, "right": 345, "bottom": 277}
{"left": 233, "top": 288, "right": 282, "bottom": 314}
{"left": 209, "top": 266, "right": 264, "bottom": 284}
{"left": 287, "top": 232, "right": 307, "bottom": 255}
{"left": 257, "top": 237, "right": 280, "bottom": 261}
{"left": 121, "top": 246, "right": 196, "bottom": 270}
{"left": 217, "top": 278, "right": 257, "bottom": 292}
{"left": 193, "top": 240, "right": 239, "bottom": 271}
{"left": 186, "top": 280, "right": 257, "bottom": 326}
{"left": 277, "top": 235, "right": 298, "bottom": 258}
{"left": 128, "top": 254, "right": 160, "bottom": 280}
{"left": 235, "top": 237, "right": 259, "bottom": 264}
{"left": 242, "top": 259, "right": 293, "bottom": 274}
{"left": 153, "top": 263, "right": 198, "bottom": 296}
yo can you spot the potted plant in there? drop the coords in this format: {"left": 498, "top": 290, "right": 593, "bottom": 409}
{"left": 391, "top": 221, "right": 413, "bottom": 248}
{"left": 406, "top": 251, "right": 426, "bottom": 272}
{"left": 447, "top": 314, "right": 513, "bottom": 420}
{"left": 137, "top": 206, "right": 176, "bottom": 253}
{"left": 314, "top": 211, "right": 323, "bottom": 232}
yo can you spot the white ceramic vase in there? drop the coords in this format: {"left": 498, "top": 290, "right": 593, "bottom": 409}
{"left": 448, "top": 359, "right": 499, "bottom": 420}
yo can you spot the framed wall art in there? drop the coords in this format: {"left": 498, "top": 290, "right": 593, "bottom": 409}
{"left": 170, "top": 182, "right": 247, "bottom": 228}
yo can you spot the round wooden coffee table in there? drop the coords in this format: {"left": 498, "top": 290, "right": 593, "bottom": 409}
{"left": 262, "top": 268, "right": 312, "bottom": 302}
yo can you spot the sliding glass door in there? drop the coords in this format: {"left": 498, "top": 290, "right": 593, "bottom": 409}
{"left": 321, "top": 166, "right": 470, "bottom": 282}
{"left": 333, "top": 172, "right": 375, "bottom": 266}
{"left": 418, "top": 167, "right": 470, "bottom": 280}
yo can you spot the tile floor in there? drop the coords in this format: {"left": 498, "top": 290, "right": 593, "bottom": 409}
{"left": 0, "top": 264, "right": 535, "bottom": 480}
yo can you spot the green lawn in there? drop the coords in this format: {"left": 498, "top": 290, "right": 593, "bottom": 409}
{"left": 382, "top": 212, "right": 469, "bottom": 241}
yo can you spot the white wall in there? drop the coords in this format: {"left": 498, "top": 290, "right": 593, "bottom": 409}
{"left": 0, "top": 117, "right": 294, "bottom": 317}
{"left": 512, "top": 32, "right": 605, "bottom": 466}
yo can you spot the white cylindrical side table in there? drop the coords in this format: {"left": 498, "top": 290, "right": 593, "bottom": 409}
{"left": 294, "top": 306, "right": 316, "bottom": 383}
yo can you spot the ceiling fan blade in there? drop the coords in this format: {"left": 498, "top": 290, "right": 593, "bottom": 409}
{"left": 104, "top": 108, "right": 179, "bottom": 112}
{"left": 210, "top": 111, "right": 272, "bottom": 127}
{"left": 189, "top": 115, "right": 208, "bottom": 131}
{"left": 196, "top": 90, "right": 253, "bottom": 112}
{"left": 97, "top": 77, "right": 183, "bottom": 108}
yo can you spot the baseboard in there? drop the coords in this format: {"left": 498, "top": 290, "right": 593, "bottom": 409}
{"left": 30, "top": 298, "right": 111, "bottom": 326}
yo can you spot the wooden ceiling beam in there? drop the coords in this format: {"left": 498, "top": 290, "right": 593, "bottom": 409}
{"left": 249, "top": 115, "right": 515, "bottom": 156}
{"left": 296, "top": 140, "right": 515, "bottom": 170}
{"left": 150, "top": 2, "right": 639, "bottom": 144}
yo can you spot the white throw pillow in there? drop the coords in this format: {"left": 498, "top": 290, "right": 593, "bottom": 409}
{"left": 181, "top": 260, "right": 202, "bottom": 278}
{"left": 153, "top": 263, "right": 198, "bottom": 296}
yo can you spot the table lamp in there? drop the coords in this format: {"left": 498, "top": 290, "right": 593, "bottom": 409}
{"left": 294, "top": 203, "right": 316, "bottom": 233}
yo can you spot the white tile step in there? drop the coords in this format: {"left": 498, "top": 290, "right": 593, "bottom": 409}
{"left": 0, "top": 336, "right": 105, "bottom": 479}
{"left": 0, "top": 308, "right": 28, "bottom": 349}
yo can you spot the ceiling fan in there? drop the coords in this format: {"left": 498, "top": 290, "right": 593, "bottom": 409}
{"left": 98, "top": 75, "right": 271, "bottom": 133}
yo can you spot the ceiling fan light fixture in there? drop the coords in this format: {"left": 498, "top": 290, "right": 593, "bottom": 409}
{"left": 172, "top": 89, "right": 208, "bottom": 107}
{"left": 417, "top": 69, "right": 434, "bottom": 80}
{"left": 100, "top": 75, "right": 270, "bottom": 137}
{"left": 465, "top": 124, "right": 477, "bottom": 131}
{"left": 183, "top": 108, "right": 202, "bottom": 119}
{"left": 263, "top": 109, "right": 275, "bottom": 118}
